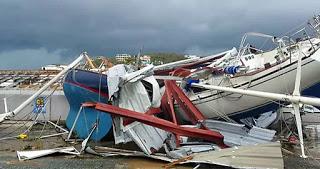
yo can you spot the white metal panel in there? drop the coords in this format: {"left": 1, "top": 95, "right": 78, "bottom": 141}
{"left": 204, "top": 119, "right": 276, "bottom": 146}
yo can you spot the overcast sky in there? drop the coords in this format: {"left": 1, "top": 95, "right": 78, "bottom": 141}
{"left": 0, "top": 0, "right": 319, "bottom": 69}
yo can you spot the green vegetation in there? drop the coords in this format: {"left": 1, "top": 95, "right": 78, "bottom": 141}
{"left": 124, "top": 57, "right": 136, "bottom": 65}
{"left": 91, "top": 56, "right": 117, "bottom": 66}
{"left": 147, "top": 53, "right": 185, "bottom": 65}
{"left": 108, "top": 57, "right": 117, "bottom": 64}
{"left": 92, "top": 58, "right": 102, "bottom": 67}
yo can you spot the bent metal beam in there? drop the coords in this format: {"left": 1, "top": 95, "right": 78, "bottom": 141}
{"left": 81, "top": 102, "right": 227, "bottom": 148}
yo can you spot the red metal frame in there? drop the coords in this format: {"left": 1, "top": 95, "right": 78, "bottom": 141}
{"left": 122, "top": 107, "right": 162, "bottom": 126}
{"left": 165, "top": 80, "right": 205, "bottom": 122}
{"left": 82, "top": 80, "right": 227, "bottom": 148}
{"left": 83, "top": 102, "right": 226, "bottom": 148}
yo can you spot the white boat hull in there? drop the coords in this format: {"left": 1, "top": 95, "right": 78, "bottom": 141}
{"left": 189, "top": 49, "right": 320, "bottom": 119}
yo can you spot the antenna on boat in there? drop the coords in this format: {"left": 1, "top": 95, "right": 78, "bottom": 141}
{"left": 308, "top": 15, "right": 320, "bottom": 37}
{"left": 135, "top": 46, "right": 143, "bottom": 70}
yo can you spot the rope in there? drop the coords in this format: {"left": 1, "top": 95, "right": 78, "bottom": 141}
{"left": 95, "top": 71, "right": 105, "bottom": 133}
{"left": 217, "top": 76, "right": 252, "bottom": 101}
{"left": 0, "top": 113, "right": 37, "bottom": 139}
{"left": 82, "top": 107, "right": 90, "bottom": 136}
{"left": 281, "top": 21, "right": 307, "bottom": 37}
{"left": 259, "top": 38, "right": 274, "bottom": 51}
{"left": 0, "top": 109, "right": 34, "bottom": 132}
{"left": 205, "top": 103, "right": 237, "bottom": 123}
{"left": 196, "top": 96, "right": 237, "bottom": 123}
{"left": 36, "top": 113, "right": 48, "bottom": 138}
{"left": 0, "top": 84, "right": 59, "bottom": 139}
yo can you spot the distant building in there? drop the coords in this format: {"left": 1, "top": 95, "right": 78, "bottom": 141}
{"left": 41, "top": 64, "right": 67, "bottom": 71}
{"left": 140, "top": 55, "right": 151, "bottom": 65}
{"left": 115, "top": 54, "right": 131, "bottom": 62}
{"left": 153, "top": 60, "right": 164, "bottom": 65}
{"left": 184, "top": 55, "right": 198, "bottom": 59}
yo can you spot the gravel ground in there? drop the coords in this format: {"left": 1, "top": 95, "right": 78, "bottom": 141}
{"left": 0, "top": 121, "right": 213, "bottom": 169}
{"left": 0, "top": 153, "right": 124, "bottom": 169}
{"left": 283, "top": 154, "right": 320, "bottom": 169}
{"left": 1, "top": 121, "right": 320, "bottom": 169}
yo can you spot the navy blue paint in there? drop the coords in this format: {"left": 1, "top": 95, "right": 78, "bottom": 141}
{"left": 302, "top": 82, "right": 320, "bottom": 98}
{"left": 229, "top": 102, "right": 281, "bottom": 120}
{"left": 230, "top": 81, "right": 320, "bottom": 120}
{"left": 64, "top": 69, "right": 108, "bottom": 94}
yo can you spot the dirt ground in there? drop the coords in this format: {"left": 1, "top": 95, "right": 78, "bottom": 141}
{"left": 1, "top": 121, "right": 320, "bottom": 169}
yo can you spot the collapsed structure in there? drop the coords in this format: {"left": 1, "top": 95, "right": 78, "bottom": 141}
{"left": 2, "top": 14, "right": 320, "bottom": 169}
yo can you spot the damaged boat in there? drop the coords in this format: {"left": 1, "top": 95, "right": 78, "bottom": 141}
{"left": 63, "top": 69, "right": 112, "bottom": 141}
{"left": 63, "top": 15, "right": 320, "bottom": 125}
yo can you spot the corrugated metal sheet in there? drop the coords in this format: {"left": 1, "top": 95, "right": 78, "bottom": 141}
{"left": 91, "top": 142, "right": 284, "bottom": 169}
{"left": 110, "top": 66, "right": 168, "bottom": 155}
{"left": 204, "top": 119, "right": 276, "bottom": 146}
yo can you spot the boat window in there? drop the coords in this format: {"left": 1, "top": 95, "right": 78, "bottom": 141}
{"left": 245, "top": 57, "right": 248, "bottom": 61}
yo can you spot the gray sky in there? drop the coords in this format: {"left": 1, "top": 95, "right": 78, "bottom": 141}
{"left": 0, "top": 0, "right": 319, "bottom": 69}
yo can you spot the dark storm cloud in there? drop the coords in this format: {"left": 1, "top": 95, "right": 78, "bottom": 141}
{"left": 0, "top": 0, "right": 320, "bottom": 69}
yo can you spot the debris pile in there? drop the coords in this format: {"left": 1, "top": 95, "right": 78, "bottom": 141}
{"left": 2, "top": 14, "right": 320, "bottom": 168}
{"left": 76, "top": 64, "right": 282, "bottom": 168}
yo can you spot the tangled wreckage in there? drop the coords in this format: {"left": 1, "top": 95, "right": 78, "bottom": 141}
{"left": 2, "top": 14, "right": 320, "bottom": 169}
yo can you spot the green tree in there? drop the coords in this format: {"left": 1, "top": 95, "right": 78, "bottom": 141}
{"left": 147, "top": 52, "right": 185, "bottom": 65}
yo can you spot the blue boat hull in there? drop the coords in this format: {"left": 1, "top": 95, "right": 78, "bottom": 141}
{"left": 63, "top": 69, "right": 112, "bottom": 141}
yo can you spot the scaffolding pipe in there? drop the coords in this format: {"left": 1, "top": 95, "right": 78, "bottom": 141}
{"left": 84, "top": 54, "right": 96, "bottom": 69}
{"left": 3, "top": 98, "right": 8, "bottom": 113}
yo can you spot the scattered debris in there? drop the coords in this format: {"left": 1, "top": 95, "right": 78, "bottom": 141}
{"left": 17, "top": 147, "right": 79, "bottom": 161}
{"left": 88, "top": 142, "right": 284, "bottom": 169}
{"left": 108, "top": 65, "right": 168, "bottom": 155}
{"left": 204, "top": 119, "right": 276, "bottom": 146}
{"left": 3, "top": 14, "right": 320, "bottom": 168}
{"left": 240, "top": 111, "right": 279, "bottom": 128}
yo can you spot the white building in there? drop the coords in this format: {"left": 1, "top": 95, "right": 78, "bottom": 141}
{"left": 115, "top": 54, "right": 131, "bottom": 62}
{"left": 184, "top": 55, "right": 198, "bottom": 59}
{"left": 140, "top": 55, "right": 151, "bottom": 65}
{"left": 41, "top": 64, "right": 67, "bottom": 71}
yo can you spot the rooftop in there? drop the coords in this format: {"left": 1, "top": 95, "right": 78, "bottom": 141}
{"left": 0, "top": 70, "right": 62, "bottom": 90}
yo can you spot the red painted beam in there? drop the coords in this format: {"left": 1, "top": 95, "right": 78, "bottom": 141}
{"left": 164, "top": 81, "right": 178, "bottom": 124}
{"left": 83, "top": 102, "right": 227, "bottom": 148}
{"left": 166, "top": 80, "right": 205, "bottom": 121}
{"left": 123, "top": 107, "right": 162, "bottom": 126}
